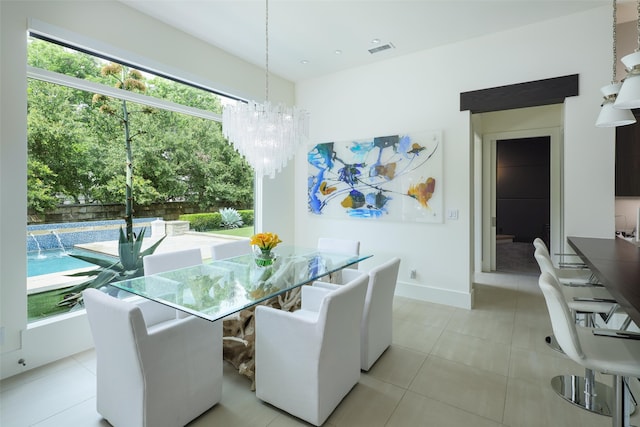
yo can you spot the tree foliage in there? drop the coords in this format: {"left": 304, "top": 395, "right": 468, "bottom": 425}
{"left": 27, "top": 39, "right": 254, "bottom": 214}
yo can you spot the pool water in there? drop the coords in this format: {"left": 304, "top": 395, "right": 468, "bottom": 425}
{"left": 27, "top": 249, "right": 117, "bottom": 277}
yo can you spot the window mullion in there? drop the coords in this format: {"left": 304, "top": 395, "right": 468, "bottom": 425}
{"left": 27, "top": 65, "right": 222, "bottom": 122}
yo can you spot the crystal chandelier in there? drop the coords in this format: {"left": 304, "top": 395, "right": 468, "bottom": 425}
{"left": 596, "top": 0, "right": 636, "bottom": 127}
{"left": 222, "top": 0, "right": 309, "bottom": 179}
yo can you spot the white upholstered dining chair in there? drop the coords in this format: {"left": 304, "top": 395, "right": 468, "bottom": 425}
{"left": 314, "top": 257, "right": 401, "bottom": 370}
{"left": 143, "top": 247, "right": 204, "bottom": 319}
{"left": 210, "top": 239, "right": 251, "bottom": 260}
{"left": 83, "top": 288, "right": 223, "bottom": 427}
{"left": 254, "top": 271, "right": 368, "bottom": 426}
{"left": 317, "top": 237, "right": 360, "bottom": 256}
{"left": 317, "top": 237, "right": 360, "bottom": 283}
{"left": 143, "top": 247, "right": 202, "bottom": 274}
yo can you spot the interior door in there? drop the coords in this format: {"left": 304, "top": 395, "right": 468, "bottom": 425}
{"left": 481, "top": 127, "right": 562, "bottom": 272}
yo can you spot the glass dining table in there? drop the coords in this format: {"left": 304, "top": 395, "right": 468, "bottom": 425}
{"left": 110, "top": 245, "right": 372, "bottom": 322}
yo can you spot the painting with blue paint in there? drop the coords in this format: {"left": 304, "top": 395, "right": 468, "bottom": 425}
{"left": 307, "top": 130, "right": 443, "bottom": 223}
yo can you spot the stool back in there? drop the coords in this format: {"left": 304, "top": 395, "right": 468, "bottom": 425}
{"left": 538, "top": 272, "right": 585, "bottom": 362}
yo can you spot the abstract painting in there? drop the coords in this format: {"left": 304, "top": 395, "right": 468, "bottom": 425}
{"left": 307, "top": 130, "right": 442, "bottom": 222}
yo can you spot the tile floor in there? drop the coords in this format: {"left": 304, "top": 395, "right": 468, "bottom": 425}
{"left": 2, "top": 271, "right": 638, "bottom": 427}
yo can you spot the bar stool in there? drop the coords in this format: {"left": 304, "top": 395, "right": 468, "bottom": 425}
{"left": 534, "top": 248, "right": 625, "bottom": 416}
{"left": 538, "top": 272, "right": 640, "bottom": 427}
{"left": 533, "top": 238, "right": 599, "bottom": 286}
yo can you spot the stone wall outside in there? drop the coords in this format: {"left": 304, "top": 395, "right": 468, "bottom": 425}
{"left": 27, "top": 202, "right": 246, "bottom": 225}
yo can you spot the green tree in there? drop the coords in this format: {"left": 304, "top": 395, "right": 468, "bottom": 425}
{"left": 27, "top": 38, "right": 254, "bottom": 216}
{"left": 27, "top": 40, "right": 101, "bottom": 205}
{"left": 27, "top": 158, "right": 58, "bottom": 213}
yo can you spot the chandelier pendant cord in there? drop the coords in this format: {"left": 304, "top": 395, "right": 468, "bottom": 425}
{"left": 265, "top": 0, "right": 269, "bottom": 102}
{"left": 637, "top": 0, "right": 640, "bottom": 53}
{"left": 613, "top": 0, "right": 617, "bottom": 83}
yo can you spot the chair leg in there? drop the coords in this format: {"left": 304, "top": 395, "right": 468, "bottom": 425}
{"left": 611, "top": 375, "right": 636, "bottom": 427}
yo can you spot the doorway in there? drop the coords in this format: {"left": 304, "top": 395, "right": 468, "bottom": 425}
{"left": 479, "top": 121, "right": 562, "bottom": 274}
{"left": 495, "top": 137, "right": 550, "bottom": 274}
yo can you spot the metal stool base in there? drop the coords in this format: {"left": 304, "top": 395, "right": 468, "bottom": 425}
{"left": 551, "top": 375, "right": 614, "bottom": 417}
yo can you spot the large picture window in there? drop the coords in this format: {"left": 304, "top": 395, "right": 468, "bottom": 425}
{"left": 27, "top": 36, "right": 254, "bottom": 322}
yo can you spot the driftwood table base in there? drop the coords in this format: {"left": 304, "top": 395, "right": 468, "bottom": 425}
{"left": 222, "top": 287, "right": 302, "bottom": 390}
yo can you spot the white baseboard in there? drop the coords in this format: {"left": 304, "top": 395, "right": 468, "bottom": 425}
{"left": 395, "top": 280, "right": 474, "bottom": 310}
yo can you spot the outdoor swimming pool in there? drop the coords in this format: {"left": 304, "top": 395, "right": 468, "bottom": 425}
{"left": 27, "top": 249, "right": 117, "bottom": 277}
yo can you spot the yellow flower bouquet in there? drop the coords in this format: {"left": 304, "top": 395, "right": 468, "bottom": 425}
{"left": 250, "top": 232, "right": 282, "bottom": 266}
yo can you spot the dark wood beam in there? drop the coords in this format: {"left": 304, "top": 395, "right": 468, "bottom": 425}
{"left": 460, "top": 74, "right": 579, "bottom": 113}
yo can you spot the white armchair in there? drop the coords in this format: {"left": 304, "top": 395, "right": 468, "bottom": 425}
{"left": 317, "top": 237, "right": 361, "bottom": 283}
{"left": 314, "top": 257, "right": 401, "bottom": 370}
{"left": 317, "top": 237, "right": 360, "bottom": 255}
{"left": 210, "top": 239, "right": 251, "bottom": 260}
{"left": 83, "top": 288, "right": 223, "bottom": 427}
{"left": 143, "top": 247, "right": 202, "bottom": 274}
{"left": 254, "top": 272, "right": 368, "bottom": 426}
{"left": 143, "top": 247, "right": 203, "bottom": 319}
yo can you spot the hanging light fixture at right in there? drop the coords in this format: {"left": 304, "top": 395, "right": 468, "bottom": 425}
{"left": 597, "top": 0, "right": 636, "bottom": 126}
{"left": 614, "top": 0, "right": 640, "bottom": 110}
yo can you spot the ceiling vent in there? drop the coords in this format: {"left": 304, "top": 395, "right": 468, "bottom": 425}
{"left": 368, "top": 42, "right": 395, "bottom": 54}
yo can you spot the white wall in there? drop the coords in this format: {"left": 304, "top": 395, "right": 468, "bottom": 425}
{"left": 0, "top": 0, "right": 295, "bottom": 379}
{"left": 294, "top": 6, "right": 614, "bottom": 307}
{"left": 616, "top": 198, "right": 640, "bottom": 234}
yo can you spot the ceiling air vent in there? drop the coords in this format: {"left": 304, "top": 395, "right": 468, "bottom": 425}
{"left": 368, "top": 42, "right": 395, "bottom": 54}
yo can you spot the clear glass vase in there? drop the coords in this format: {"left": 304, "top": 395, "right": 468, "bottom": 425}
{"left": 254, "top": 247, "right": 275, "bottom": 267}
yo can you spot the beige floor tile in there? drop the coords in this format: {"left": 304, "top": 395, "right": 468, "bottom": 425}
{"left": 265, "top": 413, "right": 326, "bottom": 427}
{"left": 366, "top": 345, "right": 427, "bottom": 388}
{"left": 386, "top": 390, "right": 503, "bottom": 427}
{"left": 510, "top": 316, "right": 558, "bottom": 354}
{"left": 445, "top": 309, "right": 515, "bottom": 344}
{"left": 326, "top": 374, "right": 405, "bottom": 427}
{"left": 393, "top": 318, "right": 444, "bottom": 354}
{"left": 394, "top": 299, "right": 456, "bottom": 329}
{"left": 473, "top": 284, "right": 519, "bottom": 311}
{"left": 409, "top": 356, "right": 507, "bottom": 422}
{"left": 0, "top": 363, "right": 96, "bottom": 427}
{"left": 190, "top": 363, "right": 279, "bottom": 427}
{"left": 32, "top": 397, "right": 108, "bottom": 427}
{"left": 72, "top": 348, "right": 97, "bottom": 375}
{"left": 502, "top": 377, "right": 609, "bottom": 427}
{"left": 514, "top": 308, "right": 553, "bottom": 331}
{"left": 508, "top": 347, "right": 586, "bottom": 387}
{"left": 431, "top": 330, "right": 511, "bottom": 376}
{"left": 0, "top": 356, "right": 83, "bottom": 393}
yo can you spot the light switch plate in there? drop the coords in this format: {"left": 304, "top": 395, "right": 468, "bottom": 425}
{"left": 447, "top": 209, "right": 459, "bottom": 220}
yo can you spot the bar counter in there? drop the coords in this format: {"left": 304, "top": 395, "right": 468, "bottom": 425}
{"left": 567, "top": 236, "right": 640, "bottom": 326}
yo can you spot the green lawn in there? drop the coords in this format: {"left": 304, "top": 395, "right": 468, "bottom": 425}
{"left": 28, "top": 287, "right": 74, "bottom": 321}
{"left": 207, "top": 226, "right": 253, "bottom": 238}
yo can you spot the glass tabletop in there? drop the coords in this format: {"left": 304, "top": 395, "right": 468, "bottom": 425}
{"left": 110, "top": 245, "right": 372, "bottom": 322}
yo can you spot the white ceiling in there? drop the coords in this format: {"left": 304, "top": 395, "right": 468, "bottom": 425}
{"left": 121, "top": 0, "right": 636, "bottom": 83}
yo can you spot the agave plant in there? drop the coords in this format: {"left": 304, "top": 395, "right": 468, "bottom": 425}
{"left": 220, "top": 207, "right": 244, "bottom": 229}
{"left": 58, "top": 227, "right": 165, "bottom": 307}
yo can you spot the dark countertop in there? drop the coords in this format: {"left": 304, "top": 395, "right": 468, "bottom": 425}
{"left": 568, "top": 236, "right": 640, "bottom": 327}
